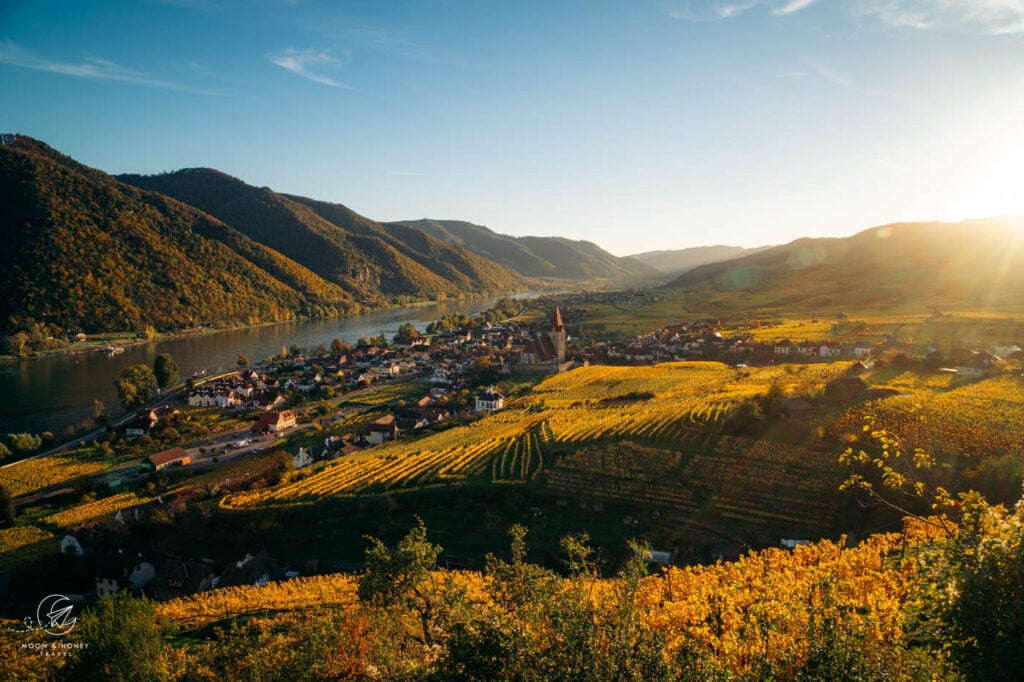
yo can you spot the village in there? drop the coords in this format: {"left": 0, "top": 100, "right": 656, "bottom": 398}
{"left": 26, "top": 300, "right": 1023, "bottom": 606}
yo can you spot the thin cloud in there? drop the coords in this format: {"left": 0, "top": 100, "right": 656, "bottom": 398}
{"left": 0, "top": 40, "right": 219, "bottom": 94}
{"left": 665, "top": 0, "right": 819, "bottom": 21}
{"left": 773, "top": 0, "right": 818, "bottom": 15}
{"left": 802, "top": 55, "right": 852, "bottom": 87}
{"left": 666, "top": 2, "right": 759, "bottom": 21}
{"left": 268, "top": 48, "right": 355, "bottom": 89}
{"left": 860, "top": 0, "right": 1024, "bottom": 35}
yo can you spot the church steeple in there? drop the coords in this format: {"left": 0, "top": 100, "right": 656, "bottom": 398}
{"left": 549, "top": 306, "right": 566, "bottom": 362}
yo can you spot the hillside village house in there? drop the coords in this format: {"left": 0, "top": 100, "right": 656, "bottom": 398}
{"left": 366, "top": 415, "right": 400, "bottom": 445}
{"left": 474, "top": 388, "right": 505, "bottom": 413}
{"left": 252, "top": 409, "right": 297, "bottom": 434}
{"left": 148, "top": 447, "right": 191, "bottom": 471}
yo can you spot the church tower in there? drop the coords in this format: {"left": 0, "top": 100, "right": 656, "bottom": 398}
{"left": 549, "top": 306, "right": 566, "bottom": 363}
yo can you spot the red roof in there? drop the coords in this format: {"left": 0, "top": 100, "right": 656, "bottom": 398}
{"left": 149, "top": 447, "right": 189, "bottom": 467}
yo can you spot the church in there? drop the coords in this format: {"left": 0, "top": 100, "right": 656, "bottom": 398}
{"left": 515, "top": 306, "right": 574, "bottom": 374}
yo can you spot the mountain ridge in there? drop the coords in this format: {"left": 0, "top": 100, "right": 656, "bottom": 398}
{"left": 389, "top": 218, "right": 661, "bottom": 282}
{"left": 662, "top": 217, "right": 1024, "bottom": 313}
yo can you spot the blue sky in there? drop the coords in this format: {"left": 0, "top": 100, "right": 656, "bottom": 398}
{"left": 2, "top": 0, "right": 1023, "bottom": 255}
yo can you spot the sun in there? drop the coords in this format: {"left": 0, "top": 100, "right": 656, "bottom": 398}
{"left": 939, "top": 123, "right": 1024, "bottom": 223}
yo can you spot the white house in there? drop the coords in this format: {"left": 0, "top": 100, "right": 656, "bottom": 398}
{"left": 293, "top": 447, "right": 314, "bottom": 469}
{"left": 474, "top": 388, "right": 505, "bottom": 413}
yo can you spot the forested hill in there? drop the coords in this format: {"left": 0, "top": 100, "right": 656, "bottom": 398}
{"left": 119, "top": 170, "right": 524, "bottom": 298}
{"left": 662, "top": 217, "right": 1024, "bottom": 314}
{"left": 389, "top": 218, "right": 660, "bottom": 281}
{"left": 0, "top": 135, "right": 358, "bottom": 334}
{"left": 0, "top": 134, "right": 535, "bottom": 335}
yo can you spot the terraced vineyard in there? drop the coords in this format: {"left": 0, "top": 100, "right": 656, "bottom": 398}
{"left": 0, "top": 525, "right": 57, "bottom": 573}
{"left": 827, "top": 372, "right": 1024, "bottom": 460}
{"left": 40, "top": 491, "right": 146, "bottom": 529}
{"left": 157, "top": 573, "right": 360, "bottom": 629}
{"left": 222, "top": 414, "right": 547, "bottom": 507}
{"left": 0, "top": 453, "right": 107, "bottom": 497}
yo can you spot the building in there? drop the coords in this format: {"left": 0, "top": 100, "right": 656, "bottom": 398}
{"left": 366, "top": 415, "right": 400, "bottom": 445}
{"left": 148, "top": 447, "right": 191, "bottom": 471}
{"left": 474, "top": 388, "right": 505, "bottom": 413}
{"left": 516, "top": 307, "right": 572, "bottom": 374}
{"left": 252, "top": 409, "right": 297, "bottom": 434}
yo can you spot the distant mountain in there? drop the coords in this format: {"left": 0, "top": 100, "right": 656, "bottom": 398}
{"left": 389, "top": 219, "right": 660, "bottom": 281}
{"left": 629, "top": 245, "right": 772, "bottom": 278}
{"left": 663, "top": 218, "right": 1024, "bottom": 314}
{"left": 0, "top": 135, "right": 357, "bottom": 333}
{"left": 118, "top": 170, "right": 523, "bottom": 301}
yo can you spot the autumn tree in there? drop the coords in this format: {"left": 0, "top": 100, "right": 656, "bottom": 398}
{"left": 330, "top": 337, "right": 350, "bottom": 360}
{"left": 237, "top": 353, "right": 249, "bottom": 367}
{"left": 393, "top": 323, "right": 421, "bottom": 345}
{"left": 114, "top": 364, "right": 157, "bottom": 409}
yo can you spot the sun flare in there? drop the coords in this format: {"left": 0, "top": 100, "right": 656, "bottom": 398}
{"left": 939, "top": 124, "right": 1024, "bottom": 223}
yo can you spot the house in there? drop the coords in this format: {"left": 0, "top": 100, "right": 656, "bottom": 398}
{"left": 59, "top": 522, "right": 105, "bottom": 559}
{"left": 95, "top": 550, "right": 157, "bottom": 597}
{"left": 366, "top": 415, "right": 400, "bottom": 445}
{"left": 148, "top": 559, "right": 217, "bottom": 601}
{"left": 780, "top": 538, "right": 810, "bottom": 550}
{"left": 126, "top": 408, "right": 160, "bottom": 437}
{"left": 113, "top": 501, "right": 157, "bottom": 526}
{"left": 252, "top": 390, "right": 286, "bottom": 411}
{"left": 126, "top": 406, "right": 180, "bottom": 436}
{"left": 293, "top": 447, "right": 314, "bottom": 470}
{"left": 819, "top": 342, "right": 843, "bottom": 358}
{"left": 252, "top": 409, "right": 297, "bottom": 434}
{"left": 774, "top": 339, "right": 793, "bottom": 356}
{"left": 218, "top": 551, "right": 281, "bottom": 588}
{"left": 474, "top": 388, "right": 505, "bottom": 413}
{"left": 148, "top": 447, "right": 191, "bottom": 471}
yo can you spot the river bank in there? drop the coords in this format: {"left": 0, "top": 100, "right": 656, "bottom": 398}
{"left": 0, "top": 293, "right": 542, "bottom": 438}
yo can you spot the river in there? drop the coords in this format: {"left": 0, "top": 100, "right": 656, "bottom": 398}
{"left": 0, "top": 295, "right": 520, "bottom": 438}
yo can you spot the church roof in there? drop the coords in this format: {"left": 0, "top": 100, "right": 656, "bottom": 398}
{"left": 552, "top": 306, "right": 564, "bottom": 332}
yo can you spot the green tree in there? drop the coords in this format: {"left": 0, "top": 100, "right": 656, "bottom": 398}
{"left": 0, "top": 483, "right": 15, "bottom": 527}
{"left": 60, "top": 593, "right": 168, "bottom": 681}
{"left": 359, "top": 518, "right": 444, "bottom": 644}
{"left": 0, "top": 441, "right": 10, "bottom": 460}
{"left": 114, "top": 364, "right": 157, "bottom": 410}
{"left": 152, "top": 353, "right": 178, "bottom": 390}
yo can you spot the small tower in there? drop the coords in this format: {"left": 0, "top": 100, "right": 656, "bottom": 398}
{"left": 549, "top": 306, "right": 566, "bottom": 363}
